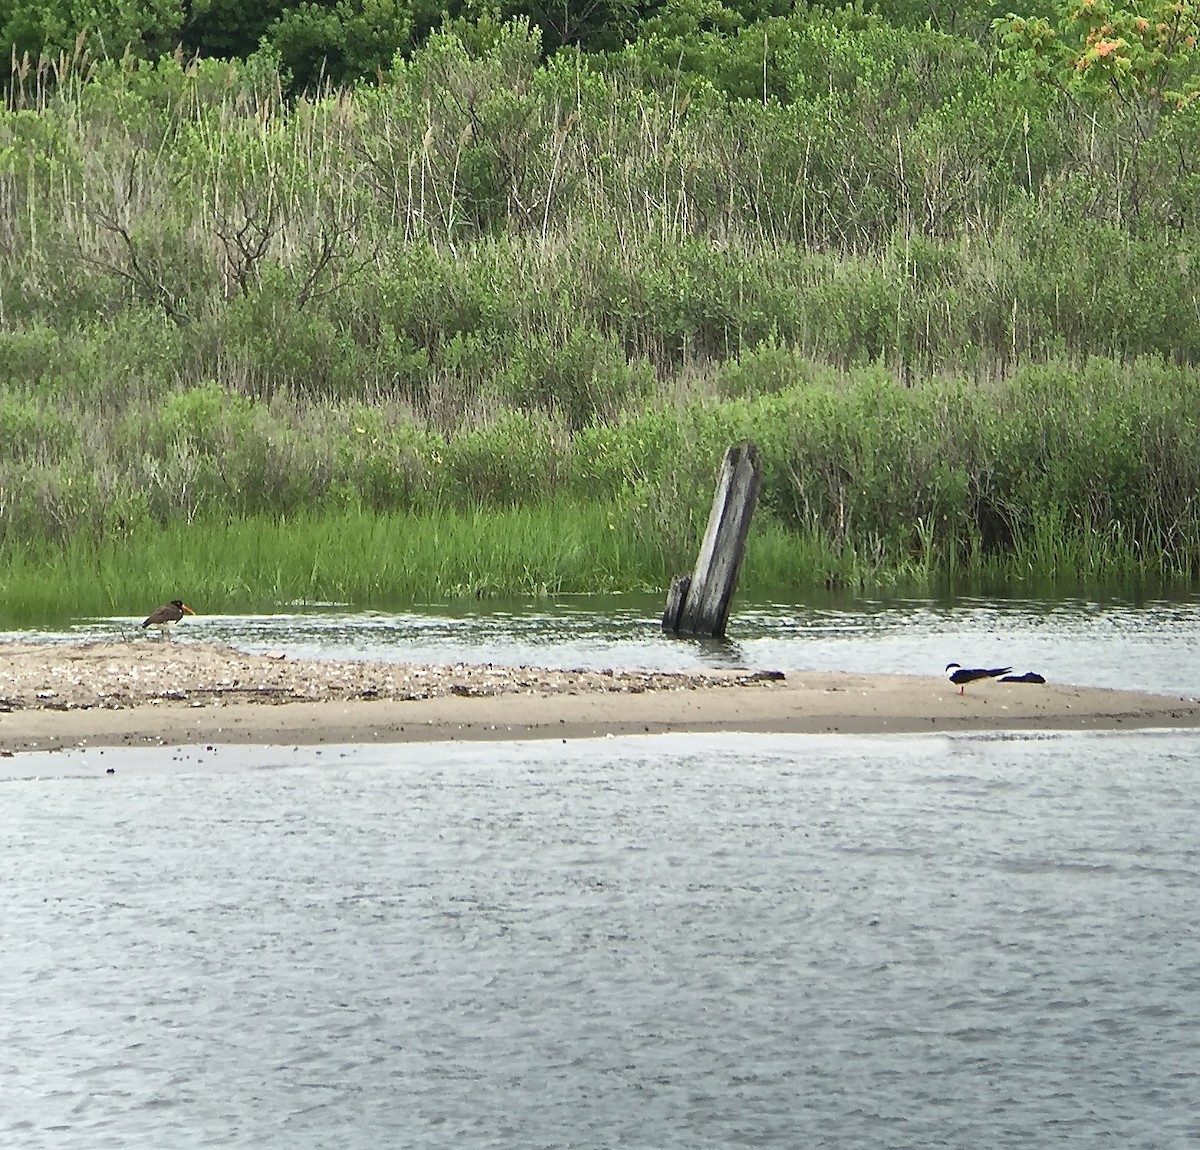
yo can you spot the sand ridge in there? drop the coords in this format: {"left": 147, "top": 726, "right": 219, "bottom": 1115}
{"left": 0, "top": 639, "right": 776, "bottom": 710}
{"left": 1, "top": 639, "right": 1198, "bottom": 752}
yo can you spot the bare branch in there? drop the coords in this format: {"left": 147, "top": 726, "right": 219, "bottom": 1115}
{"left": 294, "top": 215, "right": 376, "bottom": 310}
{"left": 83, "top": 209, "right": 191, "bottom": 326}
{"left": 214, "top": 193, "right": 280, "bottom": 299}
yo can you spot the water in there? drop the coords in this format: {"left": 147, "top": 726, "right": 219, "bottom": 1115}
{"left": 6, "top": 595, "right": 1200, "bottom": 1145}
{"left": 9, "top": 591, "right": 1200, "bottom": 696}
{"left": 4, "top": 732, "right": 1200, "bottom": 1148}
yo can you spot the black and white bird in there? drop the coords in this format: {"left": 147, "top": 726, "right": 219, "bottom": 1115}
{"left": 142, "top": 599, "right": 195, "bottom": 639}
{"left": 944, "top": 662, "right": 1011, "bottom": 695}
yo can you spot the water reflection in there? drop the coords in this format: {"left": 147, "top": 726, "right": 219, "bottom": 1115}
{"left": 4, "top": 591, "right": 1200, "bottom": 696}
{"left": 670, "top": 632, "right": 749, "bottom": 670}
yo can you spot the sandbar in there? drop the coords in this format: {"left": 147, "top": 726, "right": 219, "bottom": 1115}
{"left": 1, "top": 640, "right": 1198, "bottom": 752}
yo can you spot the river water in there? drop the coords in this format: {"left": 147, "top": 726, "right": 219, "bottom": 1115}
{"left": 5, "top": 732, "right": 1200, "bottom": 1148}
{"left": 4, "top": 597, "right": 1200, "bottom": 1147}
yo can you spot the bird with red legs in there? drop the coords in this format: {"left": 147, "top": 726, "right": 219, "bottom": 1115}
{"left": 944, "top": 662, "right": 1011, "bottom": 695}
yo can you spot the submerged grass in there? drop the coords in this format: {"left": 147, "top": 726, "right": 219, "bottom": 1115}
{"left": 0, "top": 501, "right": 671, "bottom": 624}
{"left": 1, "top": 491, "right": 1189, "bottom": 625}
{"left": 6, "top": 353, "right": 1200, "bottom": 623}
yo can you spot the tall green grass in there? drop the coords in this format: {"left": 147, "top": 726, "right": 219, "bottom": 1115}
{"left": 3, "top": 356, "right": 1200, "bottom": 617}
{"left": 3, "top": 26, "right": 1200, "bottom": 612}
{"left": 0, "top": 501, "right": 668, "bottom": 623}
{"left": 2, "top": 492, "right": 1182, "bottom": 626}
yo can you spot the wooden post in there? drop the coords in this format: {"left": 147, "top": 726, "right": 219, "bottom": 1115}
{"left": 662, "top": 441, "right": 761, "bottom": 639}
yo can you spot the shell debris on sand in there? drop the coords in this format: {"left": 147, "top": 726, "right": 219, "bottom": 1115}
{"left": 0, "top": 640, "right": 783, "bottom": 712}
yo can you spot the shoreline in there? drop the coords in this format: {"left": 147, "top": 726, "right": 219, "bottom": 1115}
{"left": 2, "top": 640, "right": 1199, "bottom": 751}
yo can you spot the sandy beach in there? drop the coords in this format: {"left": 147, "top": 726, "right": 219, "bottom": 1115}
{"left": 1, "top": 639, "right": 1198, "bottom": 752}
{"left": 5, "top": 638, "right": 1200, "bottom": 751}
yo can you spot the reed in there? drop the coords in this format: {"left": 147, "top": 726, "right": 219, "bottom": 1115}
{"left": 2, "top": 33, "right": 1199, "bottom": 390}
{"left": 5, "top": 487, "right": 1186, "bottom": 626}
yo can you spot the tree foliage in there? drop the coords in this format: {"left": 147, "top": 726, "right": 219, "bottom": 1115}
{"left": 182, "top": 0, "right": 290, "bottom": 60}
{"left": 993, "top": 0, "right": 1200, "bottom": 218}
{"left": 1, "top": 0, "right": 184, "bottom": 62}
{"left": 993, "top": 0, "right": 1200, "bottom": 112}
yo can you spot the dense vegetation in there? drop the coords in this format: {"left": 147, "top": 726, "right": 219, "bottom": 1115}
{"left": 2, "top": 1, "right": 1200, "bottom": 613}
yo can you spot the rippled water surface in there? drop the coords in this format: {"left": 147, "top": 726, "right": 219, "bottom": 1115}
{"left": 10, "top": 591, "right": 1200, "bottom": 695}
{"left": 4, "top": 732, "right": 1200, "bottom": 1148}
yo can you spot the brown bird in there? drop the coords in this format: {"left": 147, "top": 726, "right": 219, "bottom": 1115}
{"left": 142, "top": 599, "right": 196, "bottom": 639}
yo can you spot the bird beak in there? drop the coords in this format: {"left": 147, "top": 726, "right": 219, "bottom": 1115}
{"left": 182, "top": 604, "right": 196, "bottom": 615}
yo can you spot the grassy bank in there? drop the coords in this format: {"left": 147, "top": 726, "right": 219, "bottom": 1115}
{"left": 0, "top": 502, "right": 644, "bottom": 622}
{"left": 3, "top": 355, "right": 1198, "bottom": 619}
{"left": 3, "top": 20, "right": 1200, "bottom": 611}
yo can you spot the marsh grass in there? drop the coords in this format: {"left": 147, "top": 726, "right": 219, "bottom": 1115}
{"left": 0, "top": 500, "right": 673, "bottom": 623}
{"left": 0, "top": 516, "right": 1173, "bottom": 628}
{"left": 3, "top": 477, "right": 1194, "bottom": 624}
{"left": 4, "top": 357, "right": 1200, "bottom": 618}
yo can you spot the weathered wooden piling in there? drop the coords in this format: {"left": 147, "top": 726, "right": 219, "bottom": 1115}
{"left": 662, "top": 441, "right": 762, "bottom": 639}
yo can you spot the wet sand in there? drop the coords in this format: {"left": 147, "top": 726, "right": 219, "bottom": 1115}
{"left": 2, "top": 640, "right": 1198, "bottom": 752}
